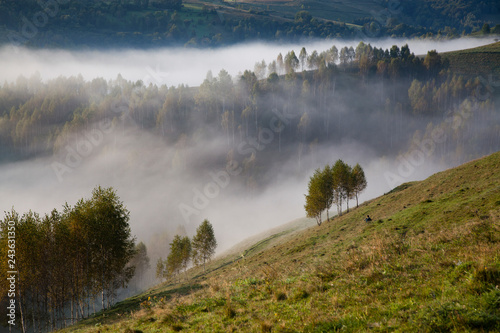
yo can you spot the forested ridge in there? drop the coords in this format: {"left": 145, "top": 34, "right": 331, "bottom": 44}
{"left": 0, "top": 0, "right": 498, "bottom": 48}
{"left": 1, "top": 42, "right": 499, "bottom": 188}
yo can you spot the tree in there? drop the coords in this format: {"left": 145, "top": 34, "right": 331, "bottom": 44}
{"left": 331, "top": 159, "right": 351, "bottom": 216}
{"left": 166, "top": 235, "right": 191, "bottom": 281}
{"left": 254, "top": 60, "right": 267, "bottom": 80}
{"left": 295, "top": 11, "right": 312, "bottom": 24}
{"left": 423, "top": 50, "right": 442, "bottom": 77}
{"left": 85, "top": 186, "right": 136, "bottom": 309}
{"left": 304, "top": 178, "right": 324, "bottom": 226}
{"left": 481, "top": 23, "right": 490, "bottom": 34}
{"left": 299, "top": 47, "right": 308, "bottom": 71}
{"left": 307, "top": 50, "right": 321, "bottom": 69}
{"left": 166, "top": 236, "right": 182, "bottom": 281}
{"left": 351, "top": 163, "right": 367, "bottom": 208}
{"left": 192, "top": 219, "right": 217, "bottom": 272}
{"left": 277, "top": 53, "right": 284, "bottom": 75}
{"left": 326, "top": 45, "right": 338, "bottom": 66}
{"left": 304, "top": 166, "right": 334, "bottom": 225}
{"left": 156, "top": 257, "right": 166, "bottom": 281}
{"left": 285, "top": 51, "right": 298, "bottom": 76}
{"left": 179, "top": 236, "right": 192, "bottom": 275}
{"left": 128, "top": 242, "right": 151, "bottom": 290}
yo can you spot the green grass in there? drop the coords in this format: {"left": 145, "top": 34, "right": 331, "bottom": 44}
{"left": 59, "top": 151, "right": 500, "bottom": 332}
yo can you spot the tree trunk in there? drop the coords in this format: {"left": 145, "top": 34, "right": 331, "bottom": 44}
{"left": 18, "top": 288, "right": 26, "bottom": 333}
{"left": 101, "top": 288, "right": 105, "bottom": 311}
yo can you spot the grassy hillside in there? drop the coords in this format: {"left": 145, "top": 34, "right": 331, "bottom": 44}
{"left": 442, "top": 41, "right": 500, "bottom": 77}
{"left": 58, "top": 151, "right": 500, "bottom": 332}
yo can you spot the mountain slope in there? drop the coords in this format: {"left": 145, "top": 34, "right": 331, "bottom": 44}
{"left": 59, "top": 151, "right": 500, "bottom": 332}
{"left": 0, "top": 0, "right": 497, "bottom": 48}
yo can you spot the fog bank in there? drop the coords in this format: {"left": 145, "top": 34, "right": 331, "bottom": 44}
{"left": 0, "top": 38, "right": 495, "bottom": 87}
{"left": 0, "top": 126, "right": 445, "bottom": 253}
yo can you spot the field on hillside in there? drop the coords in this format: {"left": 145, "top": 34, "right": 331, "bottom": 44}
{"left": 442, "top": 41, "right": 500, "bottom": 77}
{"left": 60, "top": 152, "right": 500, "bottom": 332}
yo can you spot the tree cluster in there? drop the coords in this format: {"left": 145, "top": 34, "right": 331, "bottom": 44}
{"left": 156, "top": 219, "right": 217, "bottom": 281}
{"left": 305, "top": 161, "right": 366, "bottom": 226}
{"left": 0, "top": 186, "right": 136, "bottom": 331}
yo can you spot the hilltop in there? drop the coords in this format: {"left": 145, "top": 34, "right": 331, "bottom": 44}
{"left": 441, "top": 41, "right": 500, "bottom": 77}
{"left": 60, "top": 151, "right": 500, "bottom": 332}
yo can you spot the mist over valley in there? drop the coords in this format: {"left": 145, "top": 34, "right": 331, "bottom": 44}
{"left": 1, "top": 38, "right": 499, "bottom": 254}
{"left": 0, "top": 0, "right": 499, "bottom": 330}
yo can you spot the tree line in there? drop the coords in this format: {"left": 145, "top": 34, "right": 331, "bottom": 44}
{"left": 305, "top": 160, "right": 367, "bottom": 226}
{"left": 0, "top": 186, "right": 140, "bottom": 331}
{"left": 156, "top": 219, "right": 217, "bottom": 282}
{"left": 0, "top": 0, "right": 459, "bottom": 49}
{"left": 0, "top": 43, "right": 498, "bottom": 185}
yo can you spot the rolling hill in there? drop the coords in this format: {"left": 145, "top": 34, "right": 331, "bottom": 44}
{"left": 441, "top": 41, "right": 500, "bottom": 77}
{"left": 0, "top": 0, "right": 497, "bottom": 48}
{"left": 59, "top": 151, "right": 500, "bottom": 332}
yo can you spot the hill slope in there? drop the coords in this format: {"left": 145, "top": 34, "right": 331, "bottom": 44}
{"left": 0, "top": 0, "right": 497, "bottom": 48}
{"left": 60, "top": 151, "right": 500, "bottom": 332}
{"left": 442, "top": 41, "right": 500, "bottom": 77}
{"left": 59, "top": 152, "right": 500, "bottom": 332}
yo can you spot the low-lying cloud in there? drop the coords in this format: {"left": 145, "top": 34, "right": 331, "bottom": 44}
{"left": 0, "top": 36, "right": 496, "bottom": 254}
{"left": 0, "top": 38, "right": 495, "bottom": 87}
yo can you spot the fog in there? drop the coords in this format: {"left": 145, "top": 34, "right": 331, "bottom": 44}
{"left": 0, "top": 36, "right": 496, "bottom": 257}
{"left": 0, "top": 125, "right": 444, "bottom": 253}
{"left": 0, "top": 37, "right": 495, "bottom": 87}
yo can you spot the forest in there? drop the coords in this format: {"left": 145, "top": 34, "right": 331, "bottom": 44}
{"left": 0, "top": 0, "right": 498, "bottom": 48}
{"left": 0, "top": 186, "right": 218, "bottom": 331}
{"left": 0, "top": 42, "right": 498, "bottom": 189}
{"left": 0, "top": 186, "right": 138, "bottom": 331}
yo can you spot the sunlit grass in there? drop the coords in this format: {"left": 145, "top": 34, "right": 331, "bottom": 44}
{"left": 59, "top": 152, "right": 500, "bottom": 333}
